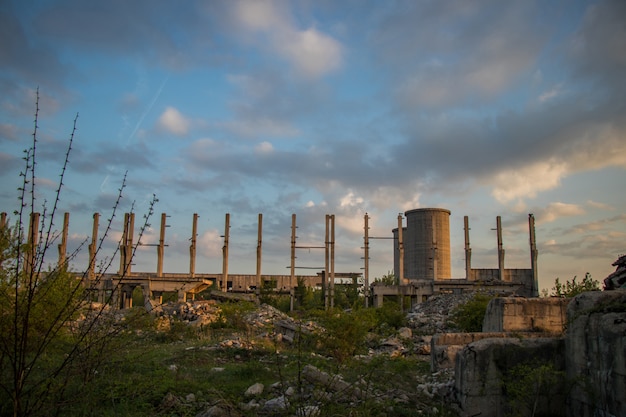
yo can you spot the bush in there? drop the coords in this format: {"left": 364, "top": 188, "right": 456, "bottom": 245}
{"left": 313, "top": 308, "right": 377, "bottom": 363}
{"left": 550, "top": 273, "right": 600, "bottom": 297}
{"left": 447, "top": 293, "right": 494, "bottom": 332}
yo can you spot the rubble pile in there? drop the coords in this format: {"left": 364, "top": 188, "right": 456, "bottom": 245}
{"left": 406, "top": 293, "right": 476, "bottom": 334}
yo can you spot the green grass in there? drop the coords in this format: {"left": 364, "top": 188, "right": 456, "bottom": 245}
{"left": 13, "top": 306, "right": 458, "bottom": 417}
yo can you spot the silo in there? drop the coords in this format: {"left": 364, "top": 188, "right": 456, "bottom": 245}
{"left": 403, "top": 208, "right": 451, "bottom": 280}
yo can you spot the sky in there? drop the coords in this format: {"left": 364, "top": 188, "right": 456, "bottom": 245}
{"left": 1, "top": 0, "right": 625, "bottom": 293}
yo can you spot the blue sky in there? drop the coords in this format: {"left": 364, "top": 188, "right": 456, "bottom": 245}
{"left": 1, "top": 0, "right": 625, "bottom": 292}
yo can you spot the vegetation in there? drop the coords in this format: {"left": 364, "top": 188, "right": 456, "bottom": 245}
{"left": 504, "top": 362, "right": 566, "bottom": 417}
{"left": 0, "top": 92, "right": 157, "bottom": 417}
{"left": 550, "top": 273, "right": 600, "bottom": 298}
{"left": 446, "top": 293, "right": 495, "bottom": 332}
{"left": 0, "top": 96, "right": 456, "bottom": 416}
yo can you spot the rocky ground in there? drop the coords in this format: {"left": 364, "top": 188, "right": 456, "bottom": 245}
{"left": 141, "top": 294, "right": 471, "bottom": 416}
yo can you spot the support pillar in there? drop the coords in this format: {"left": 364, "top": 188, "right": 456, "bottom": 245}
{"left": 464, "top": 216, "right": 472, "bottom": 280}
{"left": 26, "top": 212, "right": 39, "bottom": 276}
{"left": 324, "top": 215, "right": 330, "bottom": 309}
{"left": 221, "top": 213, "right": 230, "bottom": 291}
{"left": 119, "top": 213, "right": 134, "bottom": 276}
{"left": 290, "top": 214, "right": 296, "bottom": 311}
{"left": 497, "top": 216, "right": 505, "bottom": 281}
{"left": 57, "top": 212, "right": 69, "bottom": 270}
{"left": 330, "top": 214, "right": 335, "bottom": 308}
{"left": 529, "top": 214, "right": 539, "bottom": 297}
{"left": 397, "top": 214, "right": 404, "bottom": 283}
{"left": 190, "top": 213, "right": 198, "bottom": 278}
{"left": 364, "top": 213, "right": 370, "bottom": 307}
{"left": 256, "top": 213, "right": 262, "bottom": 292}
{"left": 157, "top": 213, "right": 166, "bottom": 277}
{"left": 88, "top": 213, "right": 99, "bottom": 281}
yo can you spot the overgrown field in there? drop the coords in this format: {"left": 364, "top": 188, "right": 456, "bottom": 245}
{"left": 4, "top": 300, "right": 458, "bottom": 417}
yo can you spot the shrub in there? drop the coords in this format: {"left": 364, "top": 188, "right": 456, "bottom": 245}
{"left": 446, "top": 293, "right": 494, "bottom": 332}
{"left": 551, "top": 273, "right": 600, "bottom": 298}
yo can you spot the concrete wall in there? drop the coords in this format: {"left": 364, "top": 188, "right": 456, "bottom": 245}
{"left": 431, "top": 331, "right": 556, "bottom": 372}
{"left": 454, "top": 337, "right": 566, "bottom": 417}
{"left": 452, "top": 291, "right": 626, "bottom": 417}
{"left": 482, "top": 297, "right": 571, "bottom": 333}
{"left": 565, "top": 290, "right": 626, "bottom": 417}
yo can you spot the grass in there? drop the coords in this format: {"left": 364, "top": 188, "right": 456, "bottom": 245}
{"left": 31, "top": 305, "right": 457, "bottom": 417}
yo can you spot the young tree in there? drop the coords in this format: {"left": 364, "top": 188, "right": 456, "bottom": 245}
{"left": 0, "top": 91, "right": 157, "bottom": 417}
{"left": 550, "top": 273, "right": 600, "bottom": 298}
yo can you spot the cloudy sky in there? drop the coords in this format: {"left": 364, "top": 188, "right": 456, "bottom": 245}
{"left": 1, "top": 0, "right": 625, "bottom": 292}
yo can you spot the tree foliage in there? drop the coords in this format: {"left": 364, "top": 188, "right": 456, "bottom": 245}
{"left": 550, "top": 273, "right": 600, "bottom": 298}
{"left": 0, "top": 91, "right": 156, "bottom": 417}
{"left": 446, "top": 293, "right": 495, "bottom": 332}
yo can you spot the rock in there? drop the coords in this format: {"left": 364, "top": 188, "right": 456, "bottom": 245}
{"left": 261, "top": 395, "right": 288, "bottom": 413}
{"left": 297, "top": 405, "right": 320, "bottom": 416}
{"left": 397, "top": 327, "right": 412, "bottom": 339}
{"left": 185, "top": 393, "right": 196, "bottom": 402}
{"left": 565, "top": 290, "right": 626, "bottom": 417}
{"left": 244, "top": 382, "right": 264, "bottom": 397}
{"left": 196, "top": 405, "right": 230, "bottom": 417}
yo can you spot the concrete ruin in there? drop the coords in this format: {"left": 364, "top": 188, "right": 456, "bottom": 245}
{"left": 604, "top": 254, "right": 626, "bottom": 290}
{"left": 452, "top": 290, "right": 626, "bottom": 417}
{"left": 372, "top": 209, "right": 538, "bottom": 308}
{"left": 431, "top": 297, "right": 571, "bottom": 372}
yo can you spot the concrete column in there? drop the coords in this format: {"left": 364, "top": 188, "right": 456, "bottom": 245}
{"left": 497, "top": 216, "right": 504, "bottom": 278}
{"left": 464, "top": 216, "right": 472, "bottom": 280}
{"left": 221, "top": 213, "right": 230, "bottom": 291}
{"left": 88, "top": 213, "right": 99, "bottom": 280}
{"left": 190, "top": 213, "right": 198, "bottom": 278}
{"left": 397, "top": 214, "right": 404, "bottom": 283}
{"left": 324, "top": 214, "right": 329, "bottom": 309}
{"left": 256, "top": 213, "right": 262, "bottom": 292}
{"left": 431, "top": 216, "right": 438, "bottom": 280}
{"left": 290, "top": 214, "right": 296, "bottom": 311}
{"left": 127, "top": 213, "right": 135, "bottom": 274}
{"left": 157, "top": 213, "right": 166, "bottom": 277}
{"left": 330, "top": 214, "right": 335, "bottom": 308}
{"left": 364, "top": 213, "right": 370, "bottom": 307}
{"left": 26, "top": 212, "right": 39, "bottom": 276}
{"left": 57, "top": 212, "right": 69, "bottom": 270}
{"left": 529, "top": 214, "right": 539, "bottom": 297}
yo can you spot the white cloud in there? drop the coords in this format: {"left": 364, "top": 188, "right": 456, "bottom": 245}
{"left": 586, "top": 200, "right": 614, "bottom": 210}
{"left": 538, "top": 83, "right": 564, "bottom": 103}
{"left": 255, "top": 141, "right": 274, "bottom": 155}
{"left": 277, "top": 27, "right": 343, "bottom": 78}
{"left": 339, "top": 191, "right": 364, "bottom": 208}
{"left": 232, "top": 1, "right": 343, "bottom": 78}
{"left": 491, "top": 160, "right": 568, "bottom": 203}
{"left": 157, "top": 106, "right": 190, "bottom": 136}
{"left": 536, "top": 202, "right": 585, "bottom": 224}
{"left": 198, "top": 229, "right": 222, "bottom": 258}
{"left": 223, "top": 118, "right": 300, "bottom": 138}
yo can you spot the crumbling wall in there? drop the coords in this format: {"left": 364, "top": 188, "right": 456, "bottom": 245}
{"left": 482, "top": 296, "right": 570, "bottom": 333}
{"left": 454, "top": 337, "right": 566, "bottom": 417}
{"left": 565, "top": 290, "right": 626, "bottom": 417}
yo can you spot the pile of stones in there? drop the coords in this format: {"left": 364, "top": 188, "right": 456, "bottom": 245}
{"left": 406, "top": 293, "right": 479, "bottom": 334}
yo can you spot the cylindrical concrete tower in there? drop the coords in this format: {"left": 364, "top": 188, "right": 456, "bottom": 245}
{"left": 403, "top": 208, "right": 451, "bottom": 280}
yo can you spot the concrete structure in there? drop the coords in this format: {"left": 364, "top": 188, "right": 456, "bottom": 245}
{"left": 482, "top": 297, "right": 570, "bottom": 333}
{"left": 453, "top": 290, "right": 626, "bottom": 417}
{"left": 375, "top": 209, "right": 538, "bottom": 307}
{"left": 394, "top": 208, "right": 451, "bottom": 280}
{"left": 431, "top": 297, "right": 571, "bottom": 372}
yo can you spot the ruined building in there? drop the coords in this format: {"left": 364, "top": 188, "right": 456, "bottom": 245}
{"left": 372, "top": 208, "right": 538, "bottom": 307}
